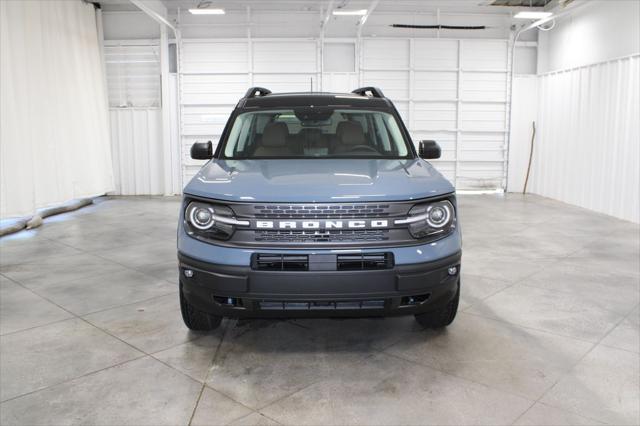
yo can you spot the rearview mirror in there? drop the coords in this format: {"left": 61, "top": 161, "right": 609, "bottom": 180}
{"left": 191, "top": 141, "right": 213, "bottom": 160}
{"left": 418, "top": 140, "right": 441, "bottom": 159}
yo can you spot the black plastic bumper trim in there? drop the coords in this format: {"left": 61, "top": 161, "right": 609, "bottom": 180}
{"left": 178, "top": 250, "right": 461, "bottom": 318}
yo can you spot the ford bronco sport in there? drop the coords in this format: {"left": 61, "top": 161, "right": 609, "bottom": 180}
{"left": 178, "top": 87, "right": 461, "bottom": 330}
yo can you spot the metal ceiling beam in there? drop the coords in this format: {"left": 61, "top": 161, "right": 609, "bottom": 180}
{"left": 320, "top": 0, "right": 335, "bottom": 35}
{"left": 129, "top": 0, "right": 181, "bottom": 194}
{"left": 129, "top": 0, "right": 176, "bottom": 32}
{"left": 357, "top": 0, "right": 380, "bottom": 38}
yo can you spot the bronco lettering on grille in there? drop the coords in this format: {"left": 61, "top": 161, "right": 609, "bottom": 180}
{"left": 254, "top": 219, "right": 390, "bottom": 230}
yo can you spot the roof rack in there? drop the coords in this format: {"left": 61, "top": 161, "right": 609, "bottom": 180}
{"left": 244, "top": 87, "right": 272, "bottom": 98}
{"left": 351, "top": 87, "right": 385, "bottom": 98}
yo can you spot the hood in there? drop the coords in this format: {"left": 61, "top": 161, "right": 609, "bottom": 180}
{"left": 183, "top": 159, "right": 454, "bottom": 203}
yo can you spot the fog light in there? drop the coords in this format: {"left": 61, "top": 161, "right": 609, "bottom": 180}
{"left": 447, "top": 266, "right": 457, "bottom": 276}
{"left": 184, "top": 269, "right": 194, "bottom": 278}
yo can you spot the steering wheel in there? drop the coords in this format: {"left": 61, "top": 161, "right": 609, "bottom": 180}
{"left": 347, "top": 145, "right": 379, "bottom": 154}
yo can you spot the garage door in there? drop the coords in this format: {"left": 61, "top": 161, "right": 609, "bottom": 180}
{"left": 179, "top": 38, "right": 509, "bottom": 190}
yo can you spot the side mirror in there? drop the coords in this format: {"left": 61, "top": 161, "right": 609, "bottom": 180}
{"left": 418, "top": 140, "right": 441, "bottom": 159}
{"left": 191, "top": 141, "right": 213, "bottom": 160}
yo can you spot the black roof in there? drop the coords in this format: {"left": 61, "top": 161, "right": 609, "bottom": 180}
{"left": 239, "top": 91, "right": 393, "bottom": 110}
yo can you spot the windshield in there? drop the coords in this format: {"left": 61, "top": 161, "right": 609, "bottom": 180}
{"left": 222, "top": 108, "right": 412, "bottom": 159}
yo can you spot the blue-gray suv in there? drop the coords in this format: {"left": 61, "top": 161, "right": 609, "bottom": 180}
{"left": 178, "top": 87, "right": 461, "bottom": 330}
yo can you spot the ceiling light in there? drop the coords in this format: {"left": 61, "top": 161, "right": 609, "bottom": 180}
{"left": 514, "top": 11, "right": 553, "bottom": 19}
{"left": 188, "top": 8, "right": 225, "bottom": 15}
{"left": 332, "top": 9, "right": 368, "bottom": 16}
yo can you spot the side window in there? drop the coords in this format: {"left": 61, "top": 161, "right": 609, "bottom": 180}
{"left": 373, "top": 114, "right": 392, "bottom": 151}
{"left": 225, "top": 114, "right": 254, "bottom": 156}
{"left": 236, "top": 117, "right": 253, "bottom": 153}
{"left": 254, "top": 114, "right": 269, "bottom": 134}
{"left": 382, "top": 114, "right": 408, "bottom": 156}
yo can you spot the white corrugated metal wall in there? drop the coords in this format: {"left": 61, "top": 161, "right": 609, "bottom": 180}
{"left": 180, "top": 39, "right": 322, "bottom": 183}
{"left": 359, "top": 38, "right": 509, "bottom": 189}
{"left": 179, "top": 37, "right": 510, "bottom": 190}
{"left": 104, "top": 40, "right": 167, "bottom": 195}
{"left": 507, "top": 75, "right": 539, "bottom": 194}
{"left": 529, "top": 54, "right": 639, "bottom": 223}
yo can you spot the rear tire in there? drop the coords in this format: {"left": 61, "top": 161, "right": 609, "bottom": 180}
{"left": 180, "top": 285, "right": 222, "bottom": 331}
{"left": 414, "top": 280, "right": 459, "bottom": 329}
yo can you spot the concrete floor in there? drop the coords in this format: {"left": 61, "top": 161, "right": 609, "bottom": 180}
{"left": 0, "top": 194, "right": 638, "bottom": 426}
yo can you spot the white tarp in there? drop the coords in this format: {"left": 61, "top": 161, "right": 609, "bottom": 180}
{"left": 1, "top": 0, "right": 114, "bottom": 219}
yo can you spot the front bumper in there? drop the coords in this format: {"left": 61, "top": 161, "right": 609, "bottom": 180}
{"left": 179, "top": 250, "right": 461, "bottom": 318}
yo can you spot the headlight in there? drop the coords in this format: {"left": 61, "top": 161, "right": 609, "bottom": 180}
{"left": 189, "top": 205, "right": 215, "bottom": 230}
{"left": 404, "top": 200, "right": 455, "bottom": 239}
{"left": 426, "top": 204, "right": 451, "bottom": 228}
{"left": 185, "top": 201, "right": 240, "bottom": 240}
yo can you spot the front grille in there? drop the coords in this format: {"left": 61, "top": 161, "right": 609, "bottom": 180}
{"left": 253, "top": 204, "right": 392, "bottom": 219}
{"left": 255, "top": 229, "right": 389, "bottom": 243}
{"left": 227, "top": 201, "right": 416, "bottom": 247}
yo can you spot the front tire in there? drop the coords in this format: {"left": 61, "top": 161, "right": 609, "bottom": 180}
{"left": 180, "top": 284, "right": 222, "bottom": 331}
{"left": 414, "top": 280, "right": 459, "bottom": 329}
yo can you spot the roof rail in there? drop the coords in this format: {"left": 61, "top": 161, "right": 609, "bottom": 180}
{"left": 244, "top": 87, "right": 272, "bottom": 98}
{"left": 352, "top": 87, "right": 385, "bottom": 98}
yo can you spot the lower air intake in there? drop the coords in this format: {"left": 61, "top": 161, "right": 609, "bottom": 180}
{"left": 253, "top": 254, "right": 308, "bottom": 271}
{"left": 336, "top": 253, "right": 394, "bottom": 270}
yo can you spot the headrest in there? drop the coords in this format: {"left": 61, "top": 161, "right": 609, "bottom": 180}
{"left": 262, "top": 122, "right": 289, "bottom": 147}
{"left": 336, "top": 121, "right": 365, "bottom": 146}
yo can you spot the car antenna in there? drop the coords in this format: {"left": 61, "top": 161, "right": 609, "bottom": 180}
{"left": 310, "top": 77, "right": 313, "bottom": 92}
